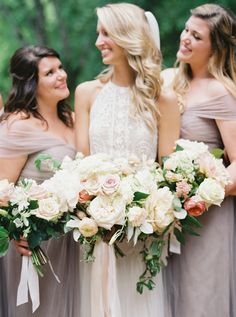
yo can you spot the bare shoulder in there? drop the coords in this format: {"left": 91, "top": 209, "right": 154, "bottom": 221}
{"left": 4, "top": 112, "right": 39, "bottom": 131}
{"left": 161, "top": 68, "right": 178, "bottom": 88}
{"left": 75, "top": 79, "right": 102, "bottom": 95}
{"left": 75, "top": 79, "right": 104, "bottom": 110}
{"left": 158, "top": 89, "right": 178, "bottom": 111}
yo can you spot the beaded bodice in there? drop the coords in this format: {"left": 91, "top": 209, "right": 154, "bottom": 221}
{"left": 89, "top": 81, "right": 157, "bottom": 159}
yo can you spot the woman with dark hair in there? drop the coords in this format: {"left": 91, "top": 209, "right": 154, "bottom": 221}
{"left": 0, "top": 45, "right": 80, "bottom": 316}
{"left": 162, "top": 4, "right": 236, "bottom": 317}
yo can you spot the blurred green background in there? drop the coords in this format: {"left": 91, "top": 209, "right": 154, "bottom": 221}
{"left": 0, "top": 0, "right": 235, "bottom": 103}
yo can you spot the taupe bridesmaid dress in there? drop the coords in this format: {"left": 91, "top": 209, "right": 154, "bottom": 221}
{"left": 0, "top": 119, "right": 80, "bottom": 317}
{"left": 164, "top": 93, "right": 236, "bottom": 317}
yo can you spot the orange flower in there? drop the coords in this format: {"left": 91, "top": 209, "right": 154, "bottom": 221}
{"left": 184, "top": 196, "right": 206, "bottom": 217}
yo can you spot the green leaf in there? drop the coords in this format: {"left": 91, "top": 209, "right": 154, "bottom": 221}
{"left": 211, "top": 148, "right": 224, "bottom": 159}
{"left": 174, "top": 227, "right": 185, "bottom": 244}
{"left": 29, "top": 200, "right": 39, "bottom": 210}
{"left": 182, "top": 215, "right": 202, "bottom": 228}
{"left": 182, "top": 224, "right": 200, "bottom": 236}
{"left": 175, "top": 144, "right": 184, "bottom": 152}
{"left": 0, "top": 226, "right": 10, "bottom": 256}
{"left": 133, "top": 192, "right": 149, "bottom": 201}
{"left": 35, "top": 154, "right": 53, "bottom": 171}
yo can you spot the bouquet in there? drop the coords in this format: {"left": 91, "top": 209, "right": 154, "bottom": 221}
{"left": 29, "top": 139, "right": 231, "bottom": 295}
{"left": 160, "top": 139, "right": 231, "bottom": 245}
{"left": 0, "top": 178, "right": 69, "bottom": 311}
{"left": 42, "top": 153, "right": 178, "bottom": 293}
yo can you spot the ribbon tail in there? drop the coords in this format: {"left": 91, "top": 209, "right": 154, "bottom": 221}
{"left": 28, "top": 258, "right": 40, "bottom": 312}
{"left": 16, "top": 256, "right": 29, "bottom": 306}
{"left": 169, "top": 231, "right": 181, "bottom": 254}
{"left": 91, "top": 241, "right": 121, "bottom": 317}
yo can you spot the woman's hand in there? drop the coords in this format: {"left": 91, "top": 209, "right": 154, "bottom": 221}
{"left": 12, "top": 237, "right": 32, "bottom": 256}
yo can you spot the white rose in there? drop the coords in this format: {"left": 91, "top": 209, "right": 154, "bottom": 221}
{"left": 134, "top": 170, "right": 158, "bottom": 193}
{"left": 101, "top": 174, "right": 120, "bottom": 195}
{"left": 197, "top": 178, "right": 225, "bottom": 206}
{"left": 78, "top": 217, "right": 98, "bottom": 237}
{"left": 197, "top": 153, "right": 231, "bottom": 187}
{"left": 118, "top": 177, "right": 135, "bottom": 204}
{"left": 128, "top": 206, "right": 148, "bottom": 227}
{"left": 176, "top": 139, "right": 209, "bottom": 157}
{"left": 83, "top": 178, "right": 101, "bottom": 195}
{"left": 113, "top": 157, "right": 135, "bottom": 175}
{"left": 146, "top": 187, "right": 175, "bottom": 232}
{"left": 27, "top": 184, "right": 49, "bottom": 200}
{"left": 35, "top": 196, "right": 62, "bottom": 221}
{"left": 88, "top": 195, "right": 126, "bottom": 229}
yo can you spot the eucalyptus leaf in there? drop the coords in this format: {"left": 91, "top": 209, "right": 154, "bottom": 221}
{"left": 211, "top": 148, "right": 224, "bottom": 159}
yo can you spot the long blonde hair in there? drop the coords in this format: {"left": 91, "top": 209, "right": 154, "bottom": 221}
{"left": 173, "top": 4, "right": 236, "bottom": 100}
{"left": 96, "top": 3, "right": 162, "bottom": 132}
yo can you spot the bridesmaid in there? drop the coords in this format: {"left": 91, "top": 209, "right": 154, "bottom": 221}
{"left": 74, "top": 3, "right": 180, "bottom": 317}
{"left": 0, "top": 45, "right": 80, "bottom": 316}
{"left": 162, "top": 4, "right": 236, "bottom": 317}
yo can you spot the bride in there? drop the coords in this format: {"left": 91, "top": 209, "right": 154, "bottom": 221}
{"left": 74, "top": 3, "right": 180, "bottom": 316}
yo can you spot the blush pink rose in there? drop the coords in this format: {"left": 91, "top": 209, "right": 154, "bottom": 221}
{"left": 184, "top": 196, "right": 206, "bottom": 217}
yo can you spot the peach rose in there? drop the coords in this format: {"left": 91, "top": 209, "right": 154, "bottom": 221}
{"left": 78, "top": 189, "right": 93, "bottom": 203}
{"left": 184, "top": 196, "right": 206, "bottom": 217}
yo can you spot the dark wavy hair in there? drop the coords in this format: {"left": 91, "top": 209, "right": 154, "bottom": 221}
{"left": 2, "top": 45, "right": 73, "bottom": 127}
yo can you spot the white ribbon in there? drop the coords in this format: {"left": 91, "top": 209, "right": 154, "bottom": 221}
{"left": 169, "top": 231, "right": 181, "bottom": 254}
{"left": 91, "top": 241, "right": 122, "bottom": 317}
{"left": 17, "top": 255, "right": 40, "bottom": 312}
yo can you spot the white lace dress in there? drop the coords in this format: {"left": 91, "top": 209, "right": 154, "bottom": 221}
{"left": 79, "top": 81, "right": 165, "bottom": 317}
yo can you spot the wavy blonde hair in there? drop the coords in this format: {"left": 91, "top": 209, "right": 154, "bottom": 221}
{"left": 173, "top": 4, "right": 236, "bottom": 102}
{"left": 96, "top": 3, "right": 162, "bottom": 132}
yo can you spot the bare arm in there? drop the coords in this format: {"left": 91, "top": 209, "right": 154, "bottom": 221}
{"left": 0, "top": 157, "right": 27, "bottom": 183}
{"left": 216, "top": 119, "right": 236, "bottom": 195}
{"left": 74, "top": 83, "right": 94, "bottom": 156}
{"left": 158, "top": 90, "right": 180, "bottom": 163}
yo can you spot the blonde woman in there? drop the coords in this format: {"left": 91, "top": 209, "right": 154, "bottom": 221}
{"left": 162, "top": 4, "right": 236, "bottom": 317}
{"left": 75, "top": 3, "right": 180, "bottom": 317}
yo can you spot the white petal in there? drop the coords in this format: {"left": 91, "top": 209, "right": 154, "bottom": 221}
{"left": 174, "top": 209, "right": 187, "bottom": 219}
{"left": 133, "top": 228, "right": 141, "bottom": 245}
{"left": 66, "top": 219, "right": 81, "bottom": 228}
{"left": 140, "top": 221, "right": 153, "bottom": 234}
{"left": 127, "top": 225, "right": 134, "bottom": 242}
{"left": 73, "top": 229, "right": 81, "bottom": 241}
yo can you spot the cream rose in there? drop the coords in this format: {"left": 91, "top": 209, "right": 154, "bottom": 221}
{"left": 88, "top": 195, "right": 126, "bottom": 229}
{"left": 83, "top": 178, "right": 101, "bottom": 195}
{"left": 146, "top": 187, "right": 175, "bottom": 232}
{"left": 128, "top": 206, "right": 148, "bottom": 227}
{"left": 35, "top": 196, "right": 62, "bottom": 220}
{"left": 78, "top": 217, "right": 98, "bottom": 237}
{"left": 28, "top": 184, "right": 49, "bottom": 200}
{"left": 197, "top": 178, "right": 225, "bottom": 206}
